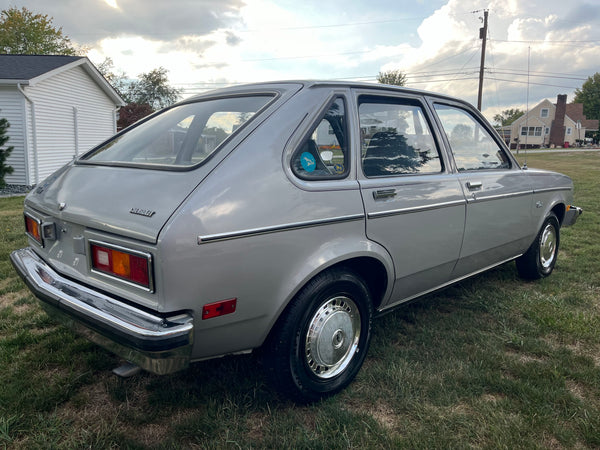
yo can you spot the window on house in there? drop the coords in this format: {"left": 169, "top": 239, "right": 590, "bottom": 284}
{"left": 521, "top": 126, "right": 542, "bottom": 137}
{"left": 541, "top": 108, "right": 549, "bottom": 118}
{"left": 566, "top": 127, "right": 572, "bottom": 135}
{"left": 545, "top": 127, "right": 550, "bottom": 135}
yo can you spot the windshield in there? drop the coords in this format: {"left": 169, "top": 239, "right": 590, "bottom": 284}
{"left": 79, "top": 95, "right": 274, "bottom": 169}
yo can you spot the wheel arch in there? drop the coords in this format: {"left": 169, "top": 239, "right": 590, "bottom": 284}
{"left": 551, "top": 202, "right": 566, "bottom": 226}
{"left": 261, "top": 244, "right": 394, "bottom": 348}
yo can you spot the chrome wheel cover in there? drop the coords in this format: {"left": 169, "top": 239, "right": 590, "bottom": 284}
{"left": 540, "top": 223, "right": 557, "bottom": 269}
{"left": 304, "top": 296, "right": 361, "bottom": 379}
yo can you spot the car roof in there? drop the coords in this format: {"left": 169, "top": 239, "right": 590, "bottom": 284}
{"left": 184, "top": 80, "right": 471, "bottom": 108}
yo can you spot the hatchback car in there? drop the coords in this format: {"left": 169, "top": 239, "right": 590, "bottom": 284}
{"left": 11, "top": 81, "right": 581, "bottom": 402}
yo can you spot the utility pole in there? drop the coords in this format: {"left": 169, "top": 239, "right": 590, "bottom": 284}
{"left": 477, "top": 9, "right": 488, "bottom": 111}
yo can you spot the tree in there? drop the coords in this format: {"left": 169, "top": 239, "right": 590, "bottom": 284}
{"left": 574, "top": 72, "right": 600, "bottom": 121}
{"left": 96, "top": 57, "right": 129, "bottom": 98}
{"left": 377, "top": 70, "right": 407, "bottom": 86}
{"left": 0, "top": 118, "right": 14, "bottom": 189}
{"left": 117, "top": 103, "right": 154, "bottom": 130}
{"left": 493, "top": 109, "right": 525, "bottom": 127}
{"left": 126, "top": 67, "right": 181, "bottom": 110}
{"left": 0, "top": 6, "right": 77, "bottom": 55}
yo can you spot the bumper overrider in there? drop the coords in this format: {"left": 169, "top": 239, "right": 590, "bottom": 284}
{"left": 10, "top": 247, "right": 194, "bottom": 375}
{"left": 564, "top": 205, "right": 583, "bottom": 227}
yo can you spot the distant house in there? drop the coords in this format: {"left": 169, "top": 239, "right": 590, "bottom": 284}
{"left": 508, "top": 94, "right": 599, "bottom": 149}
{"left": 0, "top": 55, "right": 125, "bottom": 187}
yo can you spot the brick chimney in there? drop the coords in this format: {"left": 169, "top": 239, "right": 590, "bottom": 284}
{"left": 550, "top": 94, "right": 567, "bottom": 147}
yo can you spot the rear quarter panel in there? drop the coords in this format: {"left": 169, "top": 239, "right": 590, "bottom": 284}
{"left": 526, "top": 168, "right": 574, "bottom": 235}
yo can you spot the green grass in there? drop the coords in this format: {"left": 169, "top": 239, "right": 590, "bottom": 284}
{"left": 1, "top": 151, "right": 599, "bottom": 448}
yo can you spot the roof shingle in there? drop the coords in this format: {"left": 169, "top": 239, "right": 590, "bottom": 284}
{"left": 0, "top": 54, "right": 83, "bottom": 80}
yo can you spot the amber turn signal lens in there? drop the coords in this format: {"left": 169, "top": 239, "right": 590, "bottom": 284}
{"left": 24, "top": 214, "right": 42, "bottom": 244}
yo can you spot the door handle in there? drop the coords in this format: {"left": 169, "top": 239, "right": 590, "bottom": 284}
{"left": 466, "top": 181, "right": 482, "bottom": 190}
{"left": 373, "top": 189, "right": 397, "bottom": 200}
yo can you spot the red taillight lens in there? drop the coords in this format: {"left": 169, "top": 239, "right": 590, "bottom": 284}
{"left": 91, "top": 243, "right": 151, "bottom": 289}
{"left": 25, "top": 214, "right": 42, "bottom": 244}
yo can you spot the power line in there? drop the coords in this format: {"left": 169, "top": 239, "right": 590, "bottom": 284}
{"left": 485, "top": 77, "right": 579, "bottom": 90}
{"left": 489, "top": 38, "right": 600, "bottom": 47}
{"left": 487, "top": 70, "right": 586, "bottom": 81}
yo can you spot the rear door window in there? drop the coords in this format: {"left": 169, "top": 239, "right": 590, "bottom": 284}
{"left": 359, "top": 96, "right": 442, "bottom": 177}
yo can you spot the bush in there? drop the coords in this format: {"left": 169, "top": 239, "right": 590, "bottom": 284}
{"left": 0, "top": 117, "right": 14, "bottom": 188}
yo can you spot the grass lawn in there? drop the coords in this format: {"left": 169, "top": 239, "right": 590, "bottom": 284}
{"left": 1, "top": 151, "right": 599, "bottom": 448}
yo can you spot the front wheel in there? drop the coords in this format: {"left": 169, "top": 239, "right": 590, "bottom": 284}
{"left": 516, "top": 212, "right": 560, "bottom": 280}
{"left": 263, "top": 268, "right": 373, "bottom": 403}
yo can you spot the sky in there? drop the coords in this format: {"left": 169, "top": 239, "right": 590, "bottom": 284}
{"left": 2, "top": 0, "right": 600, "bottom": 122}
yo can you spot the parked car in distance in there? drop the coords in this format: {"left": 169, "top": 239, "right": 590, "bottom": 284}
{"left": 11, "top": 81, "right": 582, "bottom": 402}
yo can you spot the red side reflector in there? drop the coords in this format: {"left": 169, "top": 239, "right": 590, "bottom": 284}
{"left": 202, "top": 298, "right": 237, "bottom": 320}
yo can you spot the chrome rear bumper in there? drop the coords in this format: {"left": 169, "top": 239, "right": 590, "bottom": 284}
{"left": 10, "top": 247, "right": 193, "bottom": 375}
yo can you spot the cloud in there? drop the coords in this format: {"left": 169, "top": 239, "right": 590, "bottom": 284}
{"left": 5, "top": 0, "right": 598, "bottom": 120}
{"left": 4, "top": 0, "right": 245, "bottom": 44}
{"left": 374, "top": 0, "right": 600, "bottom": 118}
{"left": 225, "top": 31, "right": 242, "bottom": 46}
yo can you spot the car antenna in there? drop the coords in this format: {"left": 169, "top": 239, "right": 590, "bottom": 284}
{"left": 522, "top": 46, "right": 531, "bottom": 170}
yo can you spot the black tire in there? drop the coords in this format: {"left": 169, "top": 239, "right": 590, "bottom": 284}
{"left": 263, "top": 268, "right": 373, "bottom": 403}
{"left": 516, "top": 212, "right": 560, "bottom": 280}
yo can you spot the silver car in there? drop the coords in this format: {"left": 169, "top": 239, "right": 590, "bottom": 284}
{"left": 11, "top": 81, "right": 582, "bottom": 402}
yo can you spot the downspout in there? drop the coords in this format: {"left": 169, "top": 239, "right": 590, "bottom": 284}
{"left": 17, "top": 83, "right": 39, "bottom": 185}
{"left": 73, "top": 106, "right": 79, "bottom": 157}
{"left": 114, "top": 106, "right": 119, "bottom": 134}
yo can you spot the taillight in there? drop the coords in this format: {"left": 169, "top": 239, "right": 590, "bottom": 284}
{"left": 90, "top": 242, "right": 152, "bottom": 290}
{"left": 24, "top": 213, "right": 42, "bottom": 245}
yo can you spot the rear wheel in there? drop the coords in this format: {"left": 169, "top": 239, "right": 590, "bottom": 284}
{"left": 263, "top": 268, "right": 373, "bottom": 403}
{"left": 516, "top": 212, "right": 560, "bottom": 280}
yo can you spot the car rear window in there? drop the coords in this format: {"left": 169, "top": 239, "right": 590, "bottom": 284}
{"left": 79, "top": 95, "right": 274, "bottom": 169}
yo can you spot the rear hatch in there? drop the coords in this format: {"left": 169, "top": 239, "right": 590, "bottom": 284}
{"left": 25, "top": 83, "right": 303, "bottom": 243}
{"left": 25, "top": 163, "right": 204, "bottom": 244}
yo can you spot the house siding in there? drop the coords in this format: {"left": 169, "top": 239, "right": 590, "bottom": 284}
{"left": 24, "top": 65, "right": 117, "bottom": 183}
{"left": 0, "top": 86, "right": 27, "bottom": 185}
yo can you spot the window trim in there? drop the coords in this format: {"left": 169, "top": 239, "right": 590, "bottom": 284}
{"left": 290, "top": 96, "right": 350, "bottom": 181}
{"left": 357, "top": 94, "right": 445, "bottom": 178}
{"left": 540, "top": 108, "right": 549, "bottom": 118}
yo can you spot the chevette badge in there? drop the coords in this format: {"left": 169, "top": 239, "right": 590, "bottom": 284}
{"left": 129, "top": 208, "right": 156, "bottom": 218}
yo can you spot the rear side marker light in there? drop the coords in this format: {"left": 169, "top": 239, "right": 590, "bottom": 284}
{"left": 90, "top": 242, "right": 152, "bottom": 290}
{"left": 24, "top": 214, "right": 42, "bottom": 245}
{"left": 202, "top": 298, "right": 237, "bottom": 320}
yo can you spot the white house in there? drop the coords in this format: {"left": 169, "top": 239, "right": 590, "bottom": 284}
{"left": 0, "top": 55, "right": 125, "bottom": 187}
{"left": 508, "top": 94, "right": 598, "bottom": 149}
